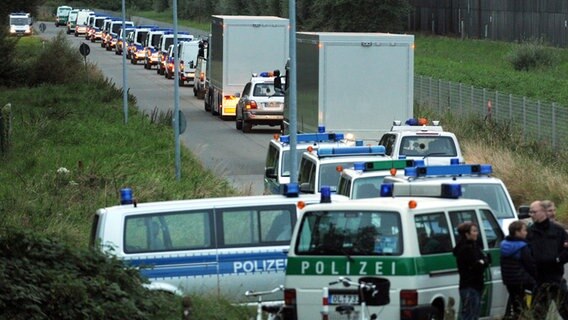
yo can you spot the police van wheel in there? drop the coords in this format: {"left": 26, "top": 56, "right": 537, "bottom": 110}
{"left": 178, "top": 78, "right": 184, "bottom": 86}
{"left": 236, "top": 118, "right": 243, "bottom": 130}
{"left": 130, "top": 58, "right": 136, "bottom": 65}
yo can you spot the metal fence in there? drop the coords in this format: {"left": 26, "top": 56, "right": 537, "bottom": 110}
{"left": 407, "top": 0, "right": 568, "bottom": 48}
{"left": 414, "top": 75, "right": 568, "bottom": 151}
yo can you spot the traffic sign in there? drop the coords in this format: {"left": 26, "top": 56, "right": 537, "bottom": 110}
{"left": 79, "top": 43, "right": 90, "bottom": 57}
{"left": 39, "top": 23, "right": 46, "bottom": 33}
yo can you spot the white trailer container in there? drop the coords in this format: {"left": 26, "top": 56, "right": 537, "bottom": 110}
{"left": 292, "top": 32, "right": 414, "bottom": 142}
{"left": 206, "top": 15, "right": 289, "bottom": 118}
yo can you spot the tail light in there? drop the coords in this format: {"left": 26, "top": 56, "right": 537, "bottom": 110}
{"left": 284, "top": 288, "right": 296, "bottom": 305}
{"left": 199, "top": 72, "right": 204, "bottom": 81}
{"left": 400, "top": 290, "right": 418, "bottom": 306}
{"left": 245, "top": 101, "right": 258, "bottom": 110}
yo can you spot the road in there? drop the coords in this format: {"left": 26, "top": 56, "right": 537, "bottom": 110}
{"left": 39, "top": 21, "right": 276, "bottom": 195}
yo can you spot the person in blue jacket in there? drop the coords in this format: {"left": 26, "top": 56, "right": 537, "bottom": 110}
{"left": 500, "top": 220, "right": 537, "bottom": 320}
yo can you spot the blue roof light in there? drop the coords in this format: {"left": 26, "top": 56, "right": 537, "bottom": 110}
{"left": 353, "top": 162, "right": 365, "bottom": 171}
{"left": 355, "top": 140, "right": 363, "bottom": 146}
{"left": 120, "top": 188, "right": 133, "bottom": 205}
{"left": 405, "top": 164, "right": 493, "bottom": 178}
{"left": 380, "top": 183, "right": 394, "bottom": 197}
{"left": 441, "top": 183, "right": 462, "bottom": 198}
{"left": 450, "top": 158, "right": 460, "bottom": 165}
{"left": 320, "top": 186, "right": 331, "bottom": 203}
{"left": 318, "top": 125, "right": 325, "bottom": 133}
{"left": 283, "top": 183, "right": 299, "bottom": 197}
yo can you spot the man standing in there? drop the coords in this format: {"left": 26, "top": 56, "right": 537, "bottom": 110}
{"left": 527, "top": 200, "right": 568, "bottom": 319}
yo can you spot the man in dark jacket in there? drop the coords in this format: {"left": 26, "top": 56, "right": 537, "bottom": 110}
{"left": 500, "top": 220, "right": 537, "bottom": 319}
{"left": 526, "top": 200, "right": 568, "bottom": 319}
{"left": 453, "top": 222, "right": 489, "bottom": 320}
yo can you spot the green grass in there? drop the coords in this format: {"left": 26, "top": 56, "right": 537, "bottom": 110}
{"left": 130, "top": 10, "right": 210, "bottom": 31}
{"left": 414, "top": 34, "right": 568, "bottom": 107}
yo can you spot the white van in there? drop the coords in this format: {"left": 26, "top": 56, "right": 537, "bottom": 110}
{"left": 177, "top": 40, "right": 201, "bottom": 86}
{"left": 55, "top": 6, "right": 72, "bottom": 27}
{"left": 90, "top": 187, "right": 347, "bottom": 300}
{"left": 74, "top": 10, "right": 94, "bottom": 36}
{"left": 282, "top": 185, "right": 507, "bottom": 319}
{"left": 9, "top": 12, "right": 32, "bottom": 36}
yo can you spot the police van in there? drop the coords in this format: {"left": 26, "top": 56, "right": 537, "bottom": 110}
{"left": 264, "top": 127, "right": 348, "bottom": 195}
{"left": 143, "top": 28, "right": 172, "bottom": 69}
{"left": 337, "top": 159, "right": 414, "bottom": 199}
{"left": 9, "top": 12, "right": 32, "bottom": 36}
{"left": 282, "top": 184, "right": 507, "bottom": 319}
{"left": 90, "top": 187, "right": 347, "bottom": 300}
{"left": 298, "top": 144, "right": 389, "bottom": 194}
{"left": 379, "top": 119, "right": 464, "bottom": 165}
{"left": 384, "top": 163, "right": 519, "bottom": 234}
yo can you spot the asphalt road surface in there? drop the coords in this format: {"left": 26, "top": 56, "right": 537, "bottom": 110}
{"left": 38, "top": 19, "right": 278, "bottom": 195}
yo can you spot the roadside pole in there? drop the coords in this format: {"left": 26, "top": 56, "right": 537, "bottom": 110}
{"left": 173, "top": 0, "right": 181, "bottom": 180}
{"left": 121, "top": 0, "right": 128, "bottom": 124}
{"left": 289, "top": 0, "right": 298, "bottom": 184}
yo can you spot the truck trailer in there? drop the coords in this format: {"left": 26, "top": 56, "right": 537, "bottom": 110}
{"left": 206, "top": 16, "right": 289, "bottom": 118}
{"left": 289, "top": 32, "right": 415, "bottom": 143}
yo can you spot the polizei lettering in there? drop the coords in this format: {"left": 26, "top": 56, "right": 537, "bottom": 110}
{"left": 300, "top": 260, "right": 397, "bottom": 276}
{"left": 233, "top": 259, "right": 286, "bottom": 273}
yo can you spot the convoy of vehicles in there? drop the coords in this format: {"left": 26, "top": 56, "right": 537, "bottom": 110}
{"left": 206, "top": 16, "right": 289, "bottom": 118}
{"left": 9, "top": 12, "right": 32, "bottom": 36}
{"left": 73, "top": 10, "right": 94, "bottom": 36}
{"left": 288, "top": 32, "right": 414, "bottom": 142}
{"left": 52, "top": 13, "right": 538, "bottom": 317}
{"left": 235, "top": 71, "right": 286, "bottom": 133}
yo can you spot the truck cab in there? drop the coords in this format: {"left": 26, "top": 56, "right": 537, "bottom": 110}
{"left": 298, "top": 144, "right": 389, "bottom": 194}
{"left": 9, "top": 12, "right": 32, "bottom": 36}
{"left": 384, "top": 163, "right": 519, "bottom": 234}
{"left": 379, "top": 118, "right": 464, "bottom": 165}
{"left": 264, "top": 127, "right": 348, "bottom": 195}
{"left": 283, "top": 184, "right": 507, "bottom": 320}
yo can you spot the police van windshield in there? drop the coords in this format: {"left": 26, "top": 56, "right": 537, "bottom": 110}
{"left": 400, "top": 136, "right": 457, "bottom": 157}
{"left": 281, "top": 148, "right": 308, "bottom": 177}
{"left": 295, "top": 210, "right": 402, "bottom": 256}
{"left": 150, "top": 34, "right": 162, "bottom": 47}
{"left": 10, "top": 17, "right": 29, "bottom": 25}
{"left": 318, "top": 162, "right": 362, "bottom": 192}
{"left": 460, "top": 183, "right": 515, "bottom": 219}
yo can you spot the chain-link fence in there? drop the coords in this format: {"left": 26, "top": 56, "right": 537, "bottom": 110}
{"left": 414, "top": 75, "right": 568, "bottom": 151}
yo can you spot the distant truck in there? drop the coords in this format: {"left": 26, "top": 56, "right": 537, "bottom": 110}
{"left": 288, "top": 32, "right": 414, "bottom": 143}
{"left": 55, "top": 6, "right": 72, "bottom": 27}
{"left": 9, "top": 12, "right": 32, "bottom": 36}
{"left": 205, "top": 16, "right": 289, "bottom": 118}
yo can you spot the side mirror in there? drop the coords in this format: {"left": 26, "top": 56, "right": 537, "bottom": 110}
{"left": 190, "top": 60, "right": 194, "bottom": 68}
{"left": 518, "top": 205, "right": 530, "bottom": 220}
{"left": 265, "top": 167, "right": 277, "bottom": 179}
{"left": 300, "top": 183, "right": 313, "bottom": 193}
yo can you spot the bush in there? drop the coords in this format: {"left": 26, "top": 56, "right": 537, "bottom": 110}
{"left": 0, "top": 230, "right": 180, "bottom": 319}
{"left": 507, "top": 38, "right": 558, "bottom": 71}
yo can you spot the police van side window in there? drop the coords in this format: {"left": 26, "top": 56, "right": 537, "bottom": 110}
{"left": 124, "top": 210, "right": 212, "bottom": 253}
{"left": 415, "top": 212, "right": 452, "bottom": 255}
{"left": 298, "top": 158, "right": 315, "bottom": 193}
{"left": 218, "top": 205, "right": 295, "bottom": 247}
{"left": 379, "top": 134, "right": 395, "bottom": 156}
{"left": 480, "top": 209, "right": 504, "bottom": 248}
{"left": 337, "top": 177, "right": 351, "bottom": 197}
{"left": 265, "top": 144, "right": 279, "bottom": 176}
{"left": 448, "top": 209, "right": 483, "bottom": 248}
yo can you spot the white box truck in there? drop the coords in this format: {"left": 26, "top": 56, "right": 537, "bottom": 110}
{"left": 206, "top": 16, "right": 289, "bottom": 118}
{"left": 291, "top": 32, "right": 414, "bottom": 143}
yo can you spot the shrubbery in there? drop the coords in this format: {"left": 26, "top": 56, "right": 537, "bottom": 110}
{"left": 507, "top": 38, "right": 558, "bottom": 71}
{"left": 0, "top": 230, "right": 180, "bottom": 319}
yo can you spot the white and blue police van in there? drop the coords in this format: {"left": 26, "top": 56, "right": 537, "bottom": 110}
{"left": 337, "top": 159, "right": 416, "bottom": 199}
{"left": 383, "top": 162, "right": 520, "bottom": 234}
{"left": 298, "top": 144, "right": 390, "bottom": 194}
{"left": 282, "top": 184, "right": 507, "bottom": 320}
{"left": 264, "top": 126, "right": 348, "bottom": 195}
{"left": 90, "top": 186, "right": 347, "bottom": 301}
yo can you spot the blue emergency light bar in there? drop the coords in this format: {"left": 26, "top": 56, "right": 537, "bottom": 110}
{"left": 279, "top": 132, "right": 345, "bottom": 144}
{"left": 380, "top": 183, "right": 462, "bottom": 199}
{"left": 282, "top": 183, "right": 299, "bottom": 198}
{"left": 405, "top": 164, "right": 492, "bottom": 178}
{"left": 120, "top": 187, "right": 133, "bottom": 205}
{"left": 317, "top": 145, "right": 386, "bottom": 157}
{"left": 320, "top": 186, "right": 332, "bottom": 203}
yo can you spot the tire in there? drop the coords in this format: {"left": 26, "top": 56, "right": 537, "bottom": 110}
{"left": 74, "top": 32, "right": 78, "bottom": 37}
{"left": 106, "top": 45, "right": 111, "bottom": 51}
{"left": 236, "top": 117, "right": 243, "bottom": 130}
{"left": 242, "top": 121, "right": 252, "bottom": 133}
{"left": 130, "top": 58, "right": 136, "bottom": 65}
{"left": 178, "top": 78, "right": 184, "bottom": 86}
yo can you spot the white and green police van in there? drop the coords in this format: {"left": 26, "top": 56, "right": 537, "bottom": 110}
{"left": 90, "top": 186, "right": 347, "bottom": 301}
{"left": 282, "top": 183, "right": 507, "bottom": 320}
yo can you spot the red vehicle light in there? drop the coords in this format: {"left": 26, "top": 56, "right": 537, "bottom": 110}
{"left": 199, "top": 72, "right": 204, "bottom": 81}
{"left": 245, "top": 101, "right": 258, "bottom": 110}
{"left": 284, "top": 288, "right": 296, "bottom": 305}
{"left": 400, "top": 290, "right": 418, "bottom": 306}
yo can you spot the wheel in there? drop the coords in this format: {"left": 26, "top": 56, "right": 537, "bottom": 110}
{"left": 106, "top": 45, "right": 111, "bottom": 51}
{"left": 242, "top": 121, "right": 252, "bottom": 133}
{"left": 130, "top": 58, "right": 136, "bottom": 65}
{"left": 178, "top": 78, "right": 184, "bottom": 86}
{"left": 144, "top": 61, "right": 149, "bottom": 69}
{"left": 236, "top": 117, "right": 243, "bottom": 130}
{"left": 74, "top": 32, "right": 78, "bottom": 37}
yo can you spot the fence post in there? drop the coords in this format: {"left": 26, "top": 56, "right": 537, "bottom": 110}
{"left": 552, "top": 103, "right": 557, "bottom": 150}
{"left": 1, "top": 103, "right": 12, "bottom": 157}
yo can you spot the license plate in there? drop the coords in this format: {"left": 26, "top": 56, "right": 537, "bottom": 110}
{"left": 329, "top": 294, "right": 359, "bottom": 305}
{"left": 267, "top": 102, "right": 280, "bottom": 108}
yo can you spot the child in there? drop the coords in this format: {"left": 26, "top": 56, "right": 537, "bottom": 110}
{"left": 500, "top": 220, "right": 536, "bottom": 320}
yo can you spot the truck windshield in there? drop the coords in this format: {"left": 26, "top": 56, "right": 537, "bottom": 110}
{"left": 10, "top": 17, "right": 28, "bottom": 25}
{"left": 57, "top": 8, "right": 71, "bottom": 16}
{"left": 295, "top": 210, "right": 402, "bottom": 256}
